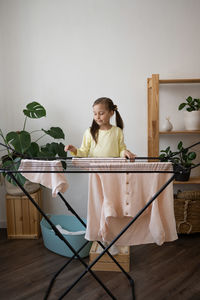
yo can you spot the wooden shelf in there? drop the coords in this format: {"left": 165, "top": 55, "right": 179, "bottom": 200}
{"left": 148, "top": 74, "right": 200, "bottom": 188}
{"left": 159, "top": 79, "right": 200, "bottom": 84}
{"left": 174, "top": 177, "right": 200, "bottom": 185}
{"left": 160, "top": 130, "right": 200, "bottom": 135}
{"left": 147, "top": 74, "right": 200, "bottom": 158}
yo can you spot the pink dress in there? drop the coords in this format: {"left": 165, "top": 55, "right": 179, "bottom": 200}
{"left": 85, "top": 162, "right": 178, "bottom": 246}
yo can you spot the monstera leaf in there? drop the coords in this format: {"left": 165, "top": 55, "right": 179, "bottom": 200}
{"left": 42, "top": 127, "right": 65, "bottom": 139}
{"left": 40, "top": 142, "right": 67, "bottom": 158}
{"left": 25, "top": 142, "right": 40, "bottom": 158}
{"left": 41, "top": 142, "right": 59, "bottom": 156}
{"left": 39, "top": 142, "right": 67, "bottom": 168}
{"left": 3, "top": 157, "right": 26, "bottom": 186}
{"left": 57, "top": 142, "right": 67, "bottom": 157}
{"left": 6, "top": 131, "right": 31, "bottom": 154}
{"left": 23, "top": 102, "right": 46, "bottom": 118}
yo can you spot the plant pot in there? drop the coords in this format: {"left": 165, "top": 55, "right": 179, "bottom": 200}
{"left": 5, "top": 179, "right": 40, "bottom": 196}
{"left": 183, "top": 111, "right": 200, "bottom": 130}
{"left": 173, "top": 165, "right": 191, "bottom": 182}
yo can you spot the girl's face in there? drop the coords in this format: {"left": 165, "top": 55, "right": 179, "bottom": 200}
{"left": 93, "top": 103, "right": 114, "bottom": 129}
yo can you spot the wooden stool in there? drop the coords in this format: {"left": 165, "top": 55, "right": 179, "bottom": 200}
{"left": 6, "top": 189, "right": 42, "bottom": 239}
{"left": 89, "top": 241, "right": 130, "bottom": 272}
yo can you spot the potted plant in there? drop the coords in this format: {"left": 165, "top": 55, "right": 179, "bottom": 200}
{"left": 159, "top": 141, "right": 196, "bottom": 181}
{"left": 178, "top": 96, "right": 200, "bottom": 130}
{"left": 0, "top": 101, "right": 67, "bottom": 194}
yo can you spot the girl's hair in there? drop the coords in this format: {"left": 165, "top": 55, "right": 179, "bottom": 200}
{"left": 90, "top": 97, "right": 124, "bottom": 143}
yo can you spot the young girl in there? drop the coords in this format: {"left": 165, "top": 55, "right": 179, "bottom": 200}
{"left": 65, "top": 97, "right": 135, "bottom": 160}
{"left": 65, "top": 98, "right": 135, "bottom": 255}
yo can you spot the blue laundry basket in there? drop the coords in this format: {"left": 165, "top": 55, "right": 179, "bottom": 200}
{"left": 40, "top": 215, "right": 91, "bottom": 258}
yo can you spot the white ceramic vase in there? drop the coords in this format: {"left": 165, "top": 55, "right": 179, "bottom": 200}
{"left": 183, "top": 111, "right": 200, "bottom": 130}
{"left": 161, "top": 117, "right": 173, "bottom": 131}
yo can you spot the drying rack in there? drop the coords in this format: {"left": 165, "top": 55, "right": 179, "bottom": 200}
{"left": 0, "top": 142, "right": 199, "bottom": 300}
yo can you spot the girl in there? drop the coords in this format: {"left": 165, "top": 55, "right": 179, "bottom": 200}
{"left": 65, "top": 97, "right": 135, "bottom": 255}
{"left": 65, "top": 97, "right": 135, "bottom": 159}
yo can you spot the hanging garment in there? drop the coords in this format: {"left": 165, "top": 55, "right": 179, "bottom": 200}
{"left": 85, "top": 162, "right": 178, "bottom": 246}
{"left": 19, "top": 159, "right": 69, "bottom": 197}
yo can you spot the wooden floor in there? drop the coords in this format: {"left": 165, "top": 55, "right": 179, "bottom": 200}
{"left": 1, "top": 229, "right": 200, "bottom": 300}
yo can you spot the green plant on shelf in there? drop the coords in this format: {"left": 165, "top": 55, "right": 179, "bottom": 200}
{"left": 159, "top": 141, "right": 196, "bottom": 168}
{"left": 159, "top": 141, "right": 197, "bottom": 181}
{"left": 178, "top": 96, "right": 200, "bottom": 111}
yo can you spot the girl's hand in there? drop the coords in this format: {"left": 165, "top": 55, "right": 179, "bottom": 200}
{"left": 64, "top": 145, "right": 77, "bottom": 155}
{"left": 123, "top": 150, "right": 136, "bottom": 161}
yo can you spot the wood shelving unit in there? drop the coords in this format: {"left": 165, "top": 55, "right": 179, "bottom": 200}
{"left": 159, "top": 79, "right": 200, "bottom": 84}
{"left": 147, "top": 74, "right": 200, "bottom": 185}
{"left": 160, "top": 130, "right": 200, "bottom": 135}
{"left": 174, "top": 177, "right": 200, "bottom": 185}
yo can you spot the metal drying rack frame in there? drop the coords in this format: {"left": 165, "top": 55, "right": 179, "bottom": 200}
{"left": 0, "top": 141, "right": 199, "bottom": 300}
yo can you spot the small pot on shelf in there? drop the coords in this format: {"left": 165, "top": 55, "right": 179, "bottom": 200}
{"left": 178, "top": 96, "right": 200, "bottom": 130}
{"left": 183, "top": 111, "right": 200, "bottom": 130}
{"left": 173, "top": 164, "right": 191, "bottom": 182}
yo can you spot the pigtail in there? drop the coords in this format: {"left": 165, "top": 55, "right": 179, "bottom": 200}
{"left": 114, "top": 108, "right": 124, "bottom": 130}
{"left": 90, "top": 119, "right": 99, "bottom": 144}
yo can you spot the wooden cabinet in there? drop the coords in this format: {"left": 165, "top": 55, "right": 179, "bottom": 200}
{"left": 147, "top": 74, "right": 200, "bottom": 184}
{"left": 6, "top": 189, "right": 42, "bottom": 239}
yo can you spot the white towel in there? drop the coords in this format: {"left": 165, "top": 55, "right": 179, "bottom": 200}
{"left": 53, "top": 224, "right": 86, "bottom": 235}
{"left": 19, "top": 159, "right": 69, "bottom": 197}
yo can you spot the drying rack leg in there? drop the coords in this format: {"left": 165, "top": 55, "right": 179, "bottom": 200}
{"left": 44, "top": 240, "right": 89, "bottom": 300}
{"left": 7, "top": 173, "right": 118, "bottom": 300}
{"left": 44, "top": 191, "right": 135, "bottom": 299}
{"left": 58, "top": 192, "right": 136, "bottom": 296}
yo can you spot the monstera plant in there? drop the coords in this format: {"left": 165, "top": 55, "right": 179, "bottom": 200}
{"left": 0, "top": 101, "right": 67, "bottom": 186}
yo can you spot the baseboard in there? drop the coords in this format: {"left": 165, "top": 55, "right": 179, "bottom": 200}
{"left": 0, "top": 220, "right": 7, "bottom": 228}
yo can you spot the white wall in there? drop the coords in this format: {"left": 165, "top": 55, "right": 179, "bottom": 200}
{"left": 0, "top": 0, "right": 200, "bottom": 227}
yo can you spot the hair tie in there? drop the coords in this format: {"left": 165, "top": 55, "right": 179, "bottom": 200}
{"left": 114, "top": 105, "right": 118, "bottom": 111}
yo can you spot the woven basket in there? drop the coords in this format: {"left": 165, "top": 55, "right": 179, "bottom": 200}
{"left": 174, "top": 190, "right": 200, "bottom": 234}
